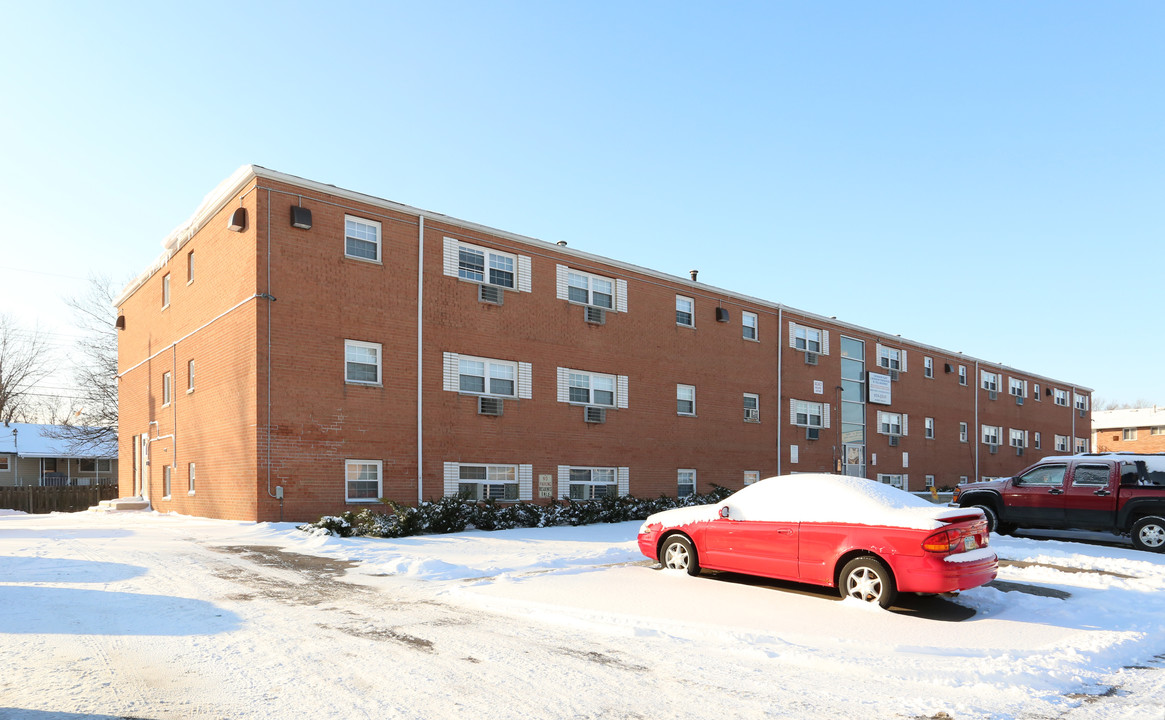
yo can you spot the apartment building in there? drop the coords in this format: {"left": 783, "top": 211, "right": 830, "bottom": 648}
{"left": 115, "top": 166, "right": 1093, "bottom": 522}
{"left": 1092, "top": 407, "right": 1165, "bottom": 453}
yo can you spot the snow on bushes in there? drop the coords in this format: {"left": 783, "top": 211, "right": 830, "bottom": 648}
{"left": 299, "top": 486, "right": 733, "bottom": 539}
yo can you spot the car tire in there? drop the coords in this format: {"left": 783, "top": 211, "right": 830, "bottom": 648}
{"left": 660, "top": 535, "right": 700, "bottom": 576}
{"left": 839, "top": 556, "right": 897, "bottom": 609}
{"left": 972, "top": 504, "right": 999, "bottom": 533}
{"left": 1131, "top": 516, "right": 1165, "bottom": 553}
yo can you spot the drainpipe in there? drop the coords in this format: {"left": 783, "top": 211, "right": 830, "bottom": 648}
{"left": 417, "top": 216, "right": 425, "bottom": 505}
{"left": 776, "top": 307, "right": 783, "bottom": 477}
{"left": 973, "top": 361, "right": 979, "bottom": 482}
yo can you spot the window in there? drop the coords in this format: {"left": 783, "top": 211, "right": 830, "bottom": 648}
{"left": 1055, "top": 434, "right": 1069, "bottom": 452}
{"left": 344, "top": 216, "right": 381, "bottom": 262}
{"left": 458, "top": 357, "right": 517, "bottom": 397}
{"left": 925, "top": 417, "right": 935, "bottom": 439}
{"left": 676, "top": 296, "right": 694, "bottom": 327}
{"left": 78, "top": 459, "right": 112, "bottom": 472}
{"left": 982, "top": 425, "right": 1002, "bottom": 446}
{"left": 459, "top": 243, "right": 515, "bottom": 288}
{"left": 959, "top": 422, "right": 968, "bottom": 443}
{"left": 1123, "top": 428, "right": 1138, "bottom": 441}
{"left": 678, "top": 469, "right": 696, "bottom": 497}
{"left": 1009, "top": 377, "right": 1027, "bottom": 396}
{"left": 567, "top": 467, "right": 617, "bottom": 500}
{"left": 981, "top": 371, "right": 999, "bottom": 392}
{"left": 795, "top": 326, "right": 822, "bottom": 353}
{"left": 569, "top": 371, "right": 616, "bottom": 406}
{"left": 925, "top": 475, "right": 935, "bottom": 488}
{"left": 1009, "top": 428, "right": 1027, "bottom": 448}
{"left": 1054, "top": 389, "right": 1069, "bottom": 406}
{"left": 161, "top": 273, "right": 170, "bottom": 308}
{"left": 1017, "top": 464, "right": 1065, "bottom": 487}
{"left": 567, "top": 270, "right": 613, "bottom": 308}
{"left": 1073, "top": 465, "right": 1110, "bottom": 487}
{"left": 163, "top": 465, "right": 172, "bottom": 498}
{"left": 345, "top": 340, "right": 382, "bottom": 385}
{"left": 1075, "top": 438, "right": 1087, "bottom": 453}
{"left": 677, "top": 384, "right": 696, "bottom": 416}
{"left": 877, "top": 411, "right": 903, "bottom": 436}
{"left": 743, "top": 393, "right": 759, "bottom": 422}
{"left": 923, "top": 357, "right": 933, "bottom": 378}
{"left": 1033, "top": 383, "right": 1041, "bottom": 400}
{"left": 188, "top": 462, "right": 195, "bottom": 494}
{"left": 0, "top": 455, "right": 8, "bottom": 472}
{"left": 1074, "top": 394, "right": 1089, "bottom": 411}
{"left": 742, "top": 311, "right": 758, "bottom": 341}
{"left": 1034, "top": 432, "right": 1041, "bottom": 450}
{"left": 744, "top": 470, "right": 760, "bottom": 486}
{"left": 459, "top": 464, "right": 519, "bottom": 501}
{"left": 162, "top": 371, "right": 171, "bottom": 406}
{"left": 794, "top": 400, "right": 824, "bottom": 428}
{"left": 877, "top": 474, "right": 904, "bottom": 489}
{"left": 958, "top": 365, "right": 967, "bottom": 385}
{"left": 877, "top": 345, "right": 901, "bottom": 371}
{"left": 187, "top": 359, "right": 195, "bottom": 393}
{"left": 186, "top": 250, "right": 194, "bottom": 284}
{"left": 1152, "top": 427, "right": 1165, "bottom": 436}
{"left": 345, "top": 459, "right": 382, "bottom": 502}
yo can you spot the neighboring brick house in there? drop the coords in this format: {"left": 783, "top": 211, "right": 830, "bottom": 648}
{"left": 115, "top": 166, "right": 1093, "bottom": 522}
{"left": 1092, "top": 407, "right": 1165, "bottom": 453}
{"left": 0, "top": 423, "right": 117, "bottom": 487}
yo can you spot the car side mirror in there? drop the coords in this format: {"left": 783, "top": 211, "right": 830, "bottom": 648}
{"left": 718, "top": 506, "right": 731, "bottom": 519}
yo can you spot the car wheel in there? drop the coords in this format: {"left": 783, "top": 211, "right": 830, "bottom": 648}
{"left": 839, "top": 556, "right": 897, "bottom": 609}
{"left": 1131, "top": 516, "right": 1165, "bottom": 552}
{"left": 660, "top": 535, "right": 700, "bottom": 576}
{"left": 972, "top": 504, "right": 999, "bottom": 534}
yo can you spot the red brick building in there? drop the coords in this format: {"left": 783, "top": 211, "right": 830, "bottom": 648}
{"left": 1092, "top": 407, "right": 1165, "bottom": 453}
{"left": 115, "top": 166, "right": 1094, "bottom": 522}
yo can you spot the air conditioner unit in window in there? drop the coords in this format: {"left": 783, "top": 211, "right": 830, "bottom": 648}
{"left": 1016, "top": 447, "right": 1024, "bottom": 456}
{"left": 806, "top": 427, "right": 819, "bottom": 441}
{"left": 888, "top": 435, "right": 899, "bottom": 447}
{"left": 584, "top": 406, "right": 606, "bottom": 424}
{"left": 478, "top": 396, "right": 504, "bottom": 416}
{"left": 479, "top": 284, "right": 504, "bottom": 305}
{"left": 744, "top": 408, "right": 760, "bottom": 422}
{"left": 889, "top": 370, "right": 899, "bottom": 382}
{"left": 989, "top": 444, "right": 998, "bottom": 454}
{"left": 585, "top": 306, "right": 606, "bottom": 324}
{"left": 1016, "top": 396, "right": 1024, "bottom": 406}
{"left": 988, "top": 390, "right": 998, "bottom": 401}
{"left": 1079, "top": 409, "right": 1086, "bottom": 418}
{"left": 804, "top": 351, "right": 818, "bottom": 366}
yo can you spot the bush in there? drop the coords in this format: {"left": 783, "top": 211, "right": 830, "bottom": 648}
{"left": 298, "top": 485, "right": 733, "bottom": 539}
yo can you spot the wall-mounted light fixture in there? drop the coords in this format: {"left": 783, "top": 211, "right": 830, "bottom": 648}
{"left": 291, "top": 206, "right": 312, "bottom": 230}
{"left": 227, "top": 207, "right": 247, "bottom": 232}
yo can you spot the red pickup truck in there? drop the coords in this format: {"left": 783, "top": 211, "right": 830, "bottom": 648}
{"left": 950, "top": 452, "right": 1165, "bottom": 552}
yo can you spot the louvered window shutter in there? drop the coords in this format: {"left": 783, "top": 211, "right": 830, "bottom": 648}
{"left": 443, "top": 353, "right": 459, "bottom": 392}
{"left": 822, "top": 330, "right": 830, "bottom": 356}
{"left": 902, "top": 415, "right": 909, "bottom": 436}
{"left": 443, "top": 463, "right": 460, "bottom": 497}
{"left": 823, "top": 403, "right": 831, "bottom": 429}
{"left": 557, "top": 368, "right": 569, "bottom": 403}
{"left": 617, "top": 467, "right": 629, "bottom": 496}
{"left": 900, "top": 350, "right": 908, "bottom": 372}
{"left": 789, "top": 323, "right": 797, "bottom": 349}
{"left": 518, "top": 362, "right": 532, "bottom": 399}
{"left": 556, "top": 265, "right": 568, "bottom": 300}
{"left": 518, "top": 465, "right": 533, "bottom": 501}
{"left": 558, "top": 466, "right": 571, "bottom": 499}
{"left": 615, "top": 279, "right": 627, "bottom": 313}
{"left": 443, "top": 238, "right": 458, "bottom": 278}
{"left": 617, "top": 375, "right": 628, "bottom": 409}
{"left": 517, "top": 255, "right": 532, "bottom": 293}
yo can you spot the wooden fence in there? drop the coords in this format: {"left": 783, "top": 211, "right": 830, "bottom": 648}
{"left": 0, "top": 485, "right": 122, "bottom": 514}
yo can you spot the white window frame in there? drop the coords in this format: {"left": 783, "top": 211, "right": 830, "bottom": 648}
{"left": 458, "top": 463, "right": 520, "bottom": 502}
{"left": 1009, "top": 377, "right": 1027, "bottom": 396}
{"left": 744, "top": 470, "right": 760, "bottom": 486}
{"left": 924, "top": 417, "right": 935, "bottom": 439}
{"left": 188, "top": 462, "right": 196, "bottom": 495}
{"left": 676, "top": 295, "right": 694, "bottom": 327}
{"left": 877, "top": 345, "right": 902, "bottom": 371}
{"left": 742, "top": 311, "right": 758, "bottom": 341}
{"left": 566, "top": 269, "right": 615, "bottom": 309}
{"left": 1033, "top": 383, "right": 1041, "bottom": 400}
{"left": 877, "top": 474, "right": 905, "bottom": 489}
{"left": 1074, "top": 393, "right": 1089, "bottom": 411}
{"left": 345, "top": 459, "right": 383, "bottom": 503}
{"left": 923, "top": 357, "right": 933, "bottom": 378}
{"left": 565, "top": 466, "right": 619, "bottom": 500}
{"left": 345, "top": 340, "right": 382, "bottom": 386}
{"left": 1054, "top": 389, "right": 1069, "bottom": 406}
{"left": 878, "top": 411, "right": 904, "bottom": 436}
{"left": 1009, "top": 428, "right": 1028, "bottom": 448}
{"left": 161, "top": 371, "right": 171, "bottom": 407}
{"left": 161, "top": 273, "right": 170, "bottom": 309}
{"left": 186, "top": 250, "right": 194, "bottom": 285}
{"left": 1151, "top": 426, "right": 1165, "bottom": 436}
{"left": 794, "top": 400, "right": 825, "bottom": 428}
{"left": 743, "top": 393, "right": 760, "bottom": 423}
{"left": 677, "top": 384, "right": 696, "bottom": 416}
{"left": 958, "top": 365, "right": 967, "bottom": 386}
{"left": 456, "top": 241, "right": 517, "bottom": 289}
{"left": 457, "top": 356, "right": 518, "bottom": 398}
{"left": 344, "top": 215, "right": 382, "bottom": 263}
{"left": 1075, "top": 437, "right": 1087, "bottom": 453}
{"left": 678, "top": 469, "right": 696, "bottom": 498}
{"left": 959, "top": 421, "right": 968, "bottom": 443}
{"left": 1034, "top": 432, "right": 1041, "bottom": 450}
{"left": 569, "top": 371, "right": 618, "bottom": 407}
{"left": 795, "top": 325, "right": 822, "bottom": 353}
{"left": 0, "top": 455, "right": 9, "bottom": 472}
{"left": 925, "top": 474, "right": 935, "bottom": 488}
{"left": 187, "top": 359, "right": 195, "bottom": 394}
{"left": 981, "top": 371, "right": 1000, "bottom": 392}
{"left": 163, "top": 465, "right": 172, "bottom": 499}
{"left": 1123, "top": 428, "right": 1138, "bottom": 441}
{"left": 982, "top": 425, "right": 1002, "bottom": 446}
{"left": 1055, "top": 434, "right": 1069, "bottom": 452}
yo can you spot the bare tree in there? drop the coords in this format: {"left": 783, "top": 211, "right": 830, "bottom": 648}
{"left": 43, "top": 275, "right": 119, "bottom": 454}
{"left": 0, "top": 314, "right": 53, "bottom": 424}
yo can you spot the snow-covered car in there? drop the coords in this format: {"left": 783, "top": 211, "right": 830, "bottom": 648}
{"left": 638, "top": 473, "right": 997, "bottom": 608}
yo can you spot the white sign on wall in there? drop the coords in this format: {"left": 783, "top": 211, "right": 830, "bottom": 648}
{"left": 790, "top": 445, "right": 799, "bottom": 464}
{"left": 868, "top": 372, "right": 892, "bottom": 405}
{"left": 813, "top": 380, "right": 824, "bottom": 395}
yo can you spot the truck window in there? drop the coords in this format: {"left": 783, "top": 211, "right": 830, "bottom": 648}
{"left": 1120, "top": 462, "right": 1140, "bottom": 486}
{"left": 1072, "top": 465, "right": 1110, "bottom": 487}
{"left": 1121, "top": 459, "right": 1165, "bottom": 487}
{"left": 1017, "top": 465, "right": 1066, "bottom": 487}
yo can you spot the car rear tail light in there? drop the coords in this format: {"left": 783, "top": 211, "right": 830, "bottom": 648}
{"left": 922, "top": 529, "right": 956, "bottom": 553}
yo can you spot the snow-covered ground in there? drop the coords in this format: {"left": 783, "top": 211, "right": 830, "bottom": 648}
{"left": 1, "top": 509, "right": 1163, "bottom": 719}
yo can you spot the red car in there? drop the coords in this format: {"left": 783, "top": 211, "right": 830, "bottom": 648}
{"left": 638, "top": 474, "right": 997, "bottom": 608}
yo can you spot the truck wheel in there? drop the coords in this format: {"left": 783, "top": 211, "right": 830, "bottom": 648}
{"left": 1131, "top": 516, "right": 1165, "bottom": 552}
{"left": 973, "top": 504, "right": 999, "bottom": 534}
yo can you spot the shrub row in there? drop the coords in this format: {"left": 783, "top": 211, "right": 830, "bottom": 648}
{"left": 298, "top": 486, "right": 733, "bottom": 539}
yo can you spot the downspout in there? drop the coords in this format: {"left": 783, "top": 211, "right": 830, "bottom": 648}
{"left": 263, "top": 189, "right": 281, "bottom": 519}
{"left": 417, "top": 216, "right": 425, "bottom": 505}
{"left": 776, "top": 307, "right": 783, "bottom": 477}
{"left": 973, "top": 361, "right": 980, "bottom": 482}
{"left": 172, "top": 345, "right": 177, "bottom": 494}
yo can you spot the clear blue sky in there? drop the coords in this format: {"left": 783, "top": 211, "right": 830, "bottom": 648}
{"left": 1, "top": 1, "right": 1161, "bottom": 407}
